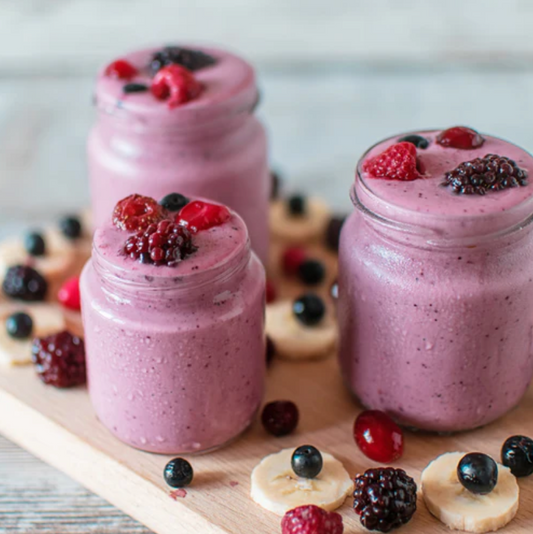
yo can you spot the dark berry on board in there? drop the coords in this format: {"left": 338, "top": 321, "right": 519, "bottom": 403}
{"left": 281, "top": 505, "right": 343, "bottom": 534}
{"left": 5, "top": 312, "right": 33, "bottom": 340}
{"left": 287, "top": 195, "right": 306, "bottom": 216}
{"left": 398, "top": 134, "right": 430, "bottom": 149}
{"left": 150, "top": 46, "right": 216, "bottom": 74}
{"left": 159, "top": 193, "right": 190, "bottom": 212}
{"left": 32, "top": 331, "right": 86, "bottom": 388}
{"left": 457, "top": 453, "right": 498, "bottom": 495}
{"left": 261, "top": 400, "right": 299, "bottom": 437}
{"left": 442, "top": 154, "right": 527, "bottom": 195}
{"left": 3, "top": 265, "right": 48, "bottom": 302}
{"left": 123, "top": 82, "right": 149, "bottom": 93}
{"left": 59, "top": 216, "right": 82, "bottom": 239}
{"left": 298, "top": 259, "right": 326, "bottom": 286}
{"left": 291, "top": 445, "right": 323, "bottom": 479}
{"left": 353, "top": 468, "right": 417, "bottom": 532}
{"left": 24, "top": 232, "right": 46, "bottom": 256}
{"left": 266, "top": 335, "right": 276, "bottom": 365}
{"left": 501, "top": 435, "right": 533, "bottom": 478}
{"left": 164, "top": 458, "right": 194, "bottom": 488}
{"left": 293, "top": 294, "right": 325, "bottom": 327}
{"left": 437, "top": 126, "right": 485, "bottom": 150}
{"left": 270, "top": 170, "right": 282, "bottom": 200}
{"left": 325, "top": 215, "right": 346, "bottom": 252}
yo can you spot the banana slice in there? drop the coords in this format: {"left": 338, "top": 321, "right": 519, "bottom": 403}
{"left": 270, "top": 198, "right": 330, "bottom": 245}
{"left": 251, "top": 447, "right": 353, "bottom": 515}
{"left": 0, "top": 304, "right": 65, "bottom": 366}
{"left": 422, "top": 452, "right": 519, "bottom": 533}
{"left": 266, "top": 300, "right": 337, "bottom": 360}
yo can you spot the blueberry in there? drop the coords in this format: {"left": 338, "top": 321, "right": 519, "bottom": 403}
{"left": 123, "top": 83, "right": 149, "bottom": 94}
{"left": 291, "top": 445, "right": 323, "bottom": 479}
{"left": 60, "top": 216, "right": 82, "bottom": 239}
{"left": 287, "top": 195, "right": 306, "bottom": 216}
{"left": 159, "top": 193, "right": 190, "bottom": 212}
{"left": 398, "top": 134, "right": 430, "bottom": 149}
{"left": 5, "top": 312, "right": 33, "bottom": 340}
{"left": 164, "top": 458, "right": 194, "bottom": 488}
{"left": 501, "top": 435, "right": 533, "bottom": 477}
{"left": 457, "top": 453, "right": 498, "bottom": 495}
{"left": 24, "top": 232, "right": 46, "bottom": 256}
{"left": 325, "top": 215, "right": 346, "bottom": 252}
{"left": 293, "top": 294, "right": 325, "bottom": 326}
{"left": 298, "top": 259, "right": 326, "bottom": 286}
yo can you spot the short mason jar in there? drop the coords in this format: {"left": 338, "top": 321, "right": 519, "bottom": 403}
{"left": 88, "top": 46, "right": 270, "bottom": 264}
{"left": 338, "top": 130, "right": 533, "bottom": 432}
{"left": 79, "top": 209, "right": 265, "bottom": 453}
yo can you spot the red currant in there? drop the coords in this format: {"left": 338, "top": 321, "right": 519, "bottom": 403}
{"left": 151, "top": 64, "right": 203, "bottom": 108}
{"left": 436, "top": 126, "right": 485, "bottom": 150}
{"left": 58, "top": 276, "right": 81, "bottom": 311}
{"left": 104, "top": 59, "right": 138, "bottom": 80}
{"left": 177, "top": 201, "right": 231, "bottom": 233}
{"left": 282, "top": 247, "right": 306, "bottom": 276}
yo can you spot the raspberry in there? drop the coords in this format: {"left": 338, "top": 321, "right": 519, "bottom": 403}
{"left": 113, "top": 194, "right": 165, "bottom": 232}
{"left": 2, "top": 265, "right": 48, "bottom": 301}
{"left": 32, "top": 331, "right": 86, "bottom": 388}
{"left": 151, "top": 65, "right": 203, "bottom": 108}
{"left": 362, "top": 142, "right": 422, "bottom": 181}
{"left": 353, "top": 468, "right": 417, "bottom": 532}
{"left": 177, "top": 201, "right": 231, "bottom": 233}
{"left": 58, "top": 276, "right": 81, "bottom": 311}
{"left": 282, "top": 247, "right": 307, "bottom": 276}
{"left": 124, "top": 220, "right": 197, "bottom": 267}
{"left": 442, "top": 153, "right": 527, "bottom": 195}
{"left": 104, "top": 59, "right": 138, "bottom": 80}
{"left": 150, "top": 46, "right": 216, "bottom": 74}
{"left": 261, "top": 400, "right": 299, "bottom": 437}
{"left": 282, "top": 505, "right": 343, "bottom": 534}
{"left": 437, "top": 126, "right": 485, "bottom": 150}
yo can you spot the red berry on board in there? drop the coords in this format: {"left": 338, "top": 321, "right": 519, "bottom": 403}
{"left": 282, "top": 247, "right": 307, "bottom": 276}
{"left": 363, "top": 142, "right": 422, "bottom": 182}
{"left": 354, "top": 410, "right": 404, "bottom": 463}
{"left": 177, "top": 201, "right": 231, "bottom": 233}
{"left": 436, "top": 126, "right": 485, "bottom": 150}
{"left": 150, "top": 64, "right": 203, "bottom": 108}
{"left": 104, "top": 59, "right": 138, "bottom": 80}
{"left": 113, "top": 194, "right": 165, "bottom": 232}
{"left": 281, "top": 505, "right": 344, "bottom": 534}
{"left": 261, "top": 400, "right": 299, "bottom": 437}
{"left": 58, "top": 276, "right": 81, "bottom": 311}
{"left": 266, "top": 279, "right": 277, "bottom": 303}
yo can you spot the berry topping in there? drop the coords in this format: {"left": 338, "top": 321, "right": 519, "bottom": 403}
{"left": 457, "top": 453, "right": 498, "bottom": 495}
{"left": 282, "top": 247, "right": 307, "bottom": 276}
{"left": 443, "top": 154, "right": 527, "bottom": 195}
{"left": 292, "top": 445, "right": 323, "bottom": 479}
{"left": 501, "top": 435, "right": 533, "bottom": 478}
{"left": 298, "top": 259, "right": 326, "bottom": 286}
{"left": 164, "top": 458, "right": 194, "bottom": 488}
{"left": 177, "top": 201, "right": 231, "bottom": 233}
{"left": 354, "top": 410, "right": 404, "bottom": 463}
{"left": 353, "top": 468, "right": 417, "bottom": 532}
{"left": 159, "top": 192, "right": 190, "bottom": 212}
{"left": 6, "top": 312, "right": 33, "bottom": 340}
{"left": 293, "top": 294, "right": 325, "bottom": 327}
{"left": 105, "top": 59, "right": 138, "bottom": 80}
{"left": 325, "top": 216, "right": 345, "bottom": 252}
{"left": 437, "top": 126, "right": 485, "bottom": 150}
{"left": 287, "top": 195, "right": 306, "bottom": 216}
{"left": 281, "top": 505, "right": 344, "bottom": 534}
{"left": 398, "top": 134, "right": 430, "bottom": 149}
{"left": 266, "top": 278, "right": 277, "bottom": 303}
{"left": 261, "top": 400, "right": 299, "bottom": 437}
{"left": 3, "top": 265, "right": 48, "bottom": 302}
{"left": 363, "top": 142, "right": 422, "bottom": 181}
{"left": 124, "top": 220, "right": 197, "bottom": 267}
{"left": 113, "top": 194, "right": 165, "bottom": 232}
{"left": 123, "top": 82, "right": 149, "bottom": 94}
{"left": 151, "top": 65, "right": 203, "bottom": 108}
{"left": 266, "top": 335, "right": 276, "bottom": 365}
{"left": 24, "top": 232, "right": 46, "bottom": 256}
{"left": 150, "top": 46, "right": 217, "bottom": 74}
{"left": 32, "top": 331, "right": 86, "bottom": 388}
{"left": 271, "top": 170, "right": 282, "bottom": 200}
{"left": 58, "top": 277, "right": 81, "bottom": 311}
{"left": 330, "top": 280, "right": 338, "bottom": 301}
{"left": 59, "top": 215, "right": 82, "bottom": 239}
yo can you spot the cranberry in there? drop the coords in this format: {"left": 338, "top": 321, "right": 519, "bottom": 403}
{"left": 177, "top": 201, "right": 231, "bottom": 233}
{"left": 104, "top": 59, "right": 138, "bottom": 80}
{"left": 436, "top": 126, "right": 485, "bottom": 150}
{"left": 282, "top": 505, "right": 343, "bottom": 534}
{"left": 151, "top": 65, "right": 203, "bottom": 108}
{"left": 363, "top": 142, "right": 422, "bottom": 182}
{"left": 58, "top": 276, "right": 81, "bottom": 311}
{"left": 261, "top": 400, "right": 299, "bottom": 437}
{"left": 282, "top": 247, "right": 307, "bottom": 276}
{"left": 354, "top": 410, "right": 404, "bottom": 463}
{"left": 266, "top": 279, "right": 276, "bottom": 303}
{"left": 113, "top": 194, "right": 165, "bottom": 232}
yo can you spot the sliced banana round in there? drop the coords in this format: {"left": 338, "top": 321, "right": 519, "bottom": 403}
{"left": 422, "top": 452, "right": 519, "bottom": 533}
{"left": 0, "top": 304, "right": 65, "bottom": 366}
{"left": 251, "top": 447, "right": 353, "bottom": 515}
{"left": 266, "top": 300, "right": 337, "bottom": 360}
{"left": 270, "top": 197, "right": 330, "bottom": 245}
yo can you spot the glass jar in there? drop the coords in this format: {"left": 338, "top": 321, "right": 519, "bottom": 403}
{"left": 338, "top": 131, "right": 533, "bottom": 432}
{"left": 79, "top": 211, "right": 265, "bottom": 453}
{"left": 88, "top": 46, "right": 270, "bottom": 264}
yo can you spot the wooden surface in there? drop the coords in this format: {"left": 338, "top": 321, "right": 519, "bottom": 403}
{"left": 0, "top": 356, "right": 532, "bottom": 533}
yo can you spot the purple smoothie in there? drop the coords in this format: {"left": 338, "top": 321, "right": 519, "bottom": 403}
{"left": 88, "top": 45, "right": 269, "bottom": 264}
{"left": 338, "top": 130, "right": 533, "bottom": 432}
{"left": 80, "top": 203, "right": 265, "bottom": 453}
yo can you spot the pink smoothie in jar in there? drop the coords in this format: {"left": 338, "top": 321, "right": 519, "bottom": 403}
{"left": 80, "top": 198, "right": 265, "bottom": 453}
{"left": 338, "top": 129, "right": 533, "bottom": 432}
{"left": 88, "top": 45, "right": 269, "bottom": 264}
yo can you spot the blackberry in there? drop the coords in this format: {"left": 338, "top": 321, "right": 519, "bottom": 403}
{"left": 442, "top": 154, "right": 527, "bottom": 195}
{"left": 3, "top": 265, "right": 48, "bottom": 301}
{"left": 150, "top": 46, "right": 216, "bottom": 74}
{"left": 353, "top": 468, "right": 417, "bottom": 532}
{"left": 6, "top": 312, "right": 33, "bottom": 340}
{"left": 501, "top": 435, "right": 533, "bottom": 478}
{"left": 261, "top": 400, "right": 299, "bottom": 437}
{"left": 123, "top": 82, "right": 149, "bottom": 93}
{"left": 164, "top": 458, "right": 194, "bottom": 488}
{"left": 24, "top": 232, "right": 46, "bottom": 256}
{"left": 298, "top": 259, "right": 326, "bottom": 286}
{"left": 59, "top": 216, "right": 82, "bottom": 239}
{"left": 398, "top": 134, "right": 429, "bottom": 149}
